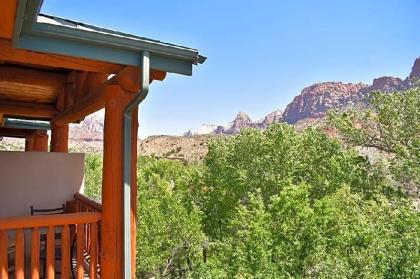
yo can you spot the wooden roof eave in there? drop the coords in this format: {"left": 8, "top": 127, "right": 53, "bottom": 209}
{"left": 0, "top": 0, "right": 201, "bottom": 128}
{"left": 12, "top": 0, "right": 205, "bottom": 76}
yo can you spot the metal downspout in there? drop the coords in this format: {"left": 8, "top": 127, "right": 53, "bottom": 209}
{"left": 122, "top": 50, "right": 150, "bottom": 279}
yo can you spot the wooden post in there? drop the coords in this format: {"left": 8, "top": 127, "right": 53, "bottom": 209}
{"left": 50, "top": 124, "right": 69, "bottom": 152}
{"left": 24, "top": 131, "right": 48, "bottom": 152}
{"left": 25, "top": 136, "right": 34, "bottom": 152}
{"left": 32, "top": 133, "right": 48, "bottom": 152}
{"left": 101, "top": 85, "right": 135, "bottom": 279}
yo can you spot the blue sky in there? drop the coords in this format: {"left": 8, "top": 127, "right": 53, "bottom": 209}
{"left": 41, "top": 0, "right": 420, "bottom": 137}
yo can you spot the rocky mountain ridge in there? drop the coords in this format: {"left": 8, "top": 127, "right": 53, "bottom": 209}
{"left": 282, "top": 82, "right": 368, "bottom": 124}
{"left": 185, "top": 57, "right": 420, "bottom": 135}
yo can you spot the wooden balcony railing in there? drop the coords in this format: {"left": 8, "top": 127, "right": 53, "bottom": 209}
{"left": 0, "top": 212, "right": 101, "bottom": 279}
{"left": 73, "top": 193, "right": 102, "bottom": 213}
{"left": 71, "top": 193, "right": 103, "bottom": 277}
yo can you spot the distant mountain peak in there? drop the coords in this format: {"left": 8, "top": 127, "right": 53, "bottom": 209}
{"left": 235, "top": 111, "right": 250, "bottom": 119}
{"left": 409, "top": 57, "right": 420, "bottom": 79}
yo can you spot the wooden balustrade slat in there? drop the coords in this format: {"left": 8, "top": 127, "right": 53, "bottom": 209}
{"left": 87, "top": 223, "right": 91, "bottom": 252}
{"left": 76, "top": 224, "right": 84, "bottom": 279}
{"left": 31, "top": 228, "right": 40, "bottom": 279}
{"left": 0, "top": 230, "right": 8, "bottom": 279}
{"left": 15, "top": 229, "right": 25, "bottom": 279}
{"left": 46, "top": 226, "right": 55, "bottom": 279}
{"left": 85, "top": 224, "right": 88, "bottom": 252}
{"left": 89, "top": 222, "right": 98, "bottom": 279}
{"left": 0, "top": 212, "right": 101, "bottom": 230}
{"left": 61, "top": 225, "right": 70, "bottom": 279}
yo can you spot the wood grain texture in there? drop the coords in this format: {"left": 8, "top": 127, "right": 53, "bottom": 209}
{"left": 0, "top": 0, "right": 17, "bottom": 39}
{"left": 0, "top": 66, "right": 66, "bottom": 104}
{"left": 46, "top": 226, "right": 55, "bottom": 279}
{"left": 61, "top": 225, "right": 70, "bottom": 279}
{"left": 32, "top": 133, "right": 49, "bottom": 152}
{"left": 89, "top": 222, "right": 98, "bottom": 279}
{"left": 31, "top": 228, "right": 40, "bottom": 279}
{"left": 0, "top": 100, "right": 58, "bottom": 119}
{"left": 50, "top": 123, "right": 69, "bottom": 152}
{"left": 0, "top": 230, "right": 8, "bottom": 279}
{"left": 15, "top": 229, "right": 25, "bottom": 279}
{"left": 101, "top": 86, "right": 133, "bottom": 279}
{"left": 76, "top": 224, "right": 84, "bottom": 279}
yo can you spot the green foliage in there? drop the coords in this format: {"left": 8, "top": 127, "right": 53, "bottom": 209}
{"left": 328, "top": 86, "right": 420, "bottom": 195}
{"left": 202, "top": 124, "right": 388, "bottom": 238}
{"left": 310, "top": 187, "right": 419, "bottom": 278}
{"left": 136, "top": 156, "right": 205, "bottom": 278}
{"left": 83, "top": 153, "right": 102, "bottom": 201}
{"left": 199, "top": 181, "right": 419, "bottom": 278}
{"left": 221, "top": 190, "right": 277, "bottom": 278}
{"left": 83, "top": 94, "right": 419, "bottom": 277}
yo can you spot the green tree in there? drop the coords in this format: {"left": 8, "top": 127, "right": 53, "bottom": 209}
{"left": 136, "top": 156, "right": 206, "bottom": 278}
{"left": 202, "top": 124, "right": 387, "bottom": 238}
{"left": 328, "top": 86, "right": 420, "bottom": 195}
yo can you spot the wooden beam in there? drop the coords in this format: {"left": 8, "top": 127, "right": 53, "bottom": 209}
{"left": 0, "top": 39, "right": 124, "bottom": 74}
{"left": 0, "top": 127, "right": 33, "bottom": 138}
{"left": 83, "top": 72, "right": 108, "bottom": 97}
{"left": 115, "top": 66, "right": 166, "bottom": 93}
{"left": 73, "top": 71, "right": 88, "bottom": 100}
{"left": 0, "top": 66, "right": 66, "bottom": 87}
{"left": 65, "top": 71, "right": 77, "bottom": 109}
{"left": 0, "top": 113, "right": 3, "bottom": 127}
{"left": 0, "top": 39, "right": 167, "bottom": 78}
{"left": 0, "top": 0, "right": 17, "bottom": 39}
{"left": 0, "top": 212, "right": 101, "bottom": 230}
{"left": 0, "top": 67, "right": 66, "bottom": 104}
{"left": 0, "top": 66, "right": 66, "bottom": 86}
{"left": 0, "top": 100, "right": 58, "bottom": 119}
{"left": 56, "top": 87, "right": 66, "bottom": 111}
{"left": 53, "top": 83, "right": 113, "bottom": 126}
{"left": 53, "top": 66, "right": 165, "bottom": 125}
{"left": 63, "top": 71, "right": 107, "bottom": 110}
{"left": 53, "top": 69, "right": 123, "bottom": 126}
